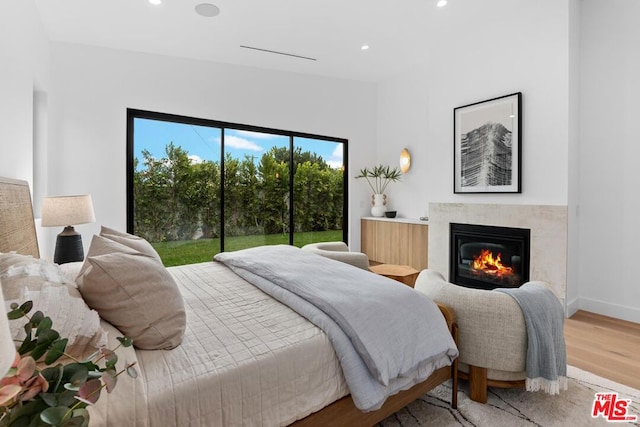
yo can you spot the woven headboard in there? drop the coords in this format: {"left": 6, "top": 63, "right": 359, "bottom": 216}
{"left": 0, "top": 177, "right": 40, "bottom": 257}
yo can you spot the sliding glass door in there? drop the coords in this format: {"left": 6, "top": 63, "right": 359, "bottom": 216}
{"left": 127, "top": 109, "right": 347, "bottom": 266}
{"left": 292, "top": 137, "right": 345, "bottom": 247}
{"left": 222, "top": 130, "right": 290, "bottom": 251}
{"left": 131, "top": 116, "right": 221, "bottom": 266}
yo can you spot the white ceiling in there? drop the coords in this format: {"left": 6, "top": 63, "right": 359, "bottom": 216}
{"left": 33, "top": 0, "right": 453, "bottom": 82}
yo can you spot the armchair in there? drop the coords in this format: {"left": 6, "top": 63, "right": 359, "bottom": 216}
{"left": 300, "top": 241, "right": 370, "bottom": 270}
{"left": 415, "top": 269, "right": 528, "bottom": 403}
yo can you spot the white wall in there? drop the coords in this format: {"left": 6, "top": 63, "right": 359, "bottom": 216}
{"left": 374, "top": 0, "right": 576, "bottom": 314}
{"left": 578, "top": 0, "right": 640, "bottom": 323}
{"left": 0, "top": 0, "right": 51, "bottom": 255}
{"left": 45, "top": 43, "right": 377, "bottom": 257}
{"left": 566, "top": 0, "right": 581, "bottom": 316}
{"left": 374, "top": 0, "right": 640, "bottom": 324}
{"left": 0, "top": 0, "right": 50, "bottom": 186}
{"left": 376, "top": 0, "right": 571, "bottom": 219}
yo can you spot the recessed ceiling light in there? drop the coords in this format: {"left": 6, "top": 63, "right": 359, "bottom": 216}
{"left": 361, "top": 45, "right": 370, "bottom": 51}
{"left": 437, "top": 0, "right": 448, "bottom": 7}
{"left": 195, "top": 3, "right": 220, "bottom": 17}
{"left": 148, "top": 0, "right": 161, "bottom": 5}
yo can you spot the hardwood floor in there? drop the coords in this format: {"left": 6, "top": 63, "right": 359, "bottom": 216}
{"left": 565, "top": 310, "right": 640, "bottom": 390}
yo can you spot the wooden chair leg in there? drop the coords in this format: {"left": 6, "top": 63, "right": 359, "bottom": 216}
{"left": 469, "top": 365, "right": 488, "bottom": 403}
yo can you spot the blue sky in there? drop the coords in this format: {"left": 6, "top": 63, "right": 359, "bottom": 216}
{"left": 134, "top": 118, "right": 344, "bottom": 168}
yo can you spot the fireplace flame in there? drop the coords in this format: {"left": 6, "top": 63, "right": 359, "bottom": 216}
{"left": 472, "top": 249, "right": 513, "bottom": 276}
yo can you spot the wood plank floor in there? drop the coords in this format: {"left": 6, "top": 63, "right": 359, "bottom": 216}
{"left": 565, "top": 310, "right": 640, "bottom": 390}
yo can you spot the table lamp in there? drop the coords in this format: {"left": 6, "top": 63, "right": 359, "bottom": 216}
{"left": 41, "top": 195, "right": 96, "bottom": 264}
{"left": 0, "top": 288, "right": 15, "bottom": 377}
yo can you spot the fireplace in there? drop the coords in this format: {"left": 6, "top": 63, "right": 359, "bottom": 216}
{"left": 450, "top": 223, "right": 530, "bottom": 290}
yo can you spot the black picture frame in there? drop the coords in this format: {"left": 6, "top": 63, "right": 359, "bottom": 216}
{"left": 453, "top": 92, "right": 522, "bottom": 193}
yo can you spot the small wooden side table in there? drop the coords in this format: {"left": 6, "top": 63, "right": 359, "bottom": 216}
{"left": 370, "top": 264, "right": 420, "bottom": 287}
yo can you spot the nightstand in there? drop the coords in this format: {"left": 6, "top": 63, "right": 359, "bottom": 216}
{"left": 369, "top": 264, "right": 420, "bottom": 287}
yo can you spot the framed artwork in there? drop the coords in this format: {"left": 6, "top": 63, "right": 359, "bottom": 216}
{"left": 453, "top": 92, "right": 522, "bottom": 193}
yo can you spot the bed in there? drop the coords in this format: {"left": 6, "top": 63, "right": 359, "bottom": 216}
{"left": 0, "top": 176, "right": 459, "bottom": 426}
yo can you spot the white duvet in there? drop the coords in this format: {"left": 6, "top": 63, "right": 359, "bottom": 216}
{"left": 89, "top": 261, "right": 349, "bottom": 426}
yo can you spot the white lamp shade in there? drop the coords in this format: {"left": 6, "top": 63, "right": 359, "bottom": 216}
{"left": 41, "top": 195, "right": 96, "bottom": 227}
{"left": 0, "top": 287, "right": 15, "bottom": 377}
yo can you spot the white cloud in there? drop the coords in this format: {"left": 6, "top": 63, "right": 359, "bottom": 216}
{"left": 327, "top": 144, "right": 344, "bottom": 169}
{"left": 331, "top": 145, "right": 343, "bottom": 158}
{"left": 189, "top": 154, "right": 204, "bottom": 164}
{"left": 224, "top": 135, "right": 264, "bottom": 151}
{"left": 234, "top": 130, "right": 278, "bottom": 140}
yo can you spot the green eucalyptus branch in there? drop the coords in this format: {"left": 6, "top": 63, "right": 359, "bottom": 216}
{"left": 2, "top": 301, "right": 137, "bottom": 427}
{"left": 61, "top": 360, "right": 138, "bottom": 424}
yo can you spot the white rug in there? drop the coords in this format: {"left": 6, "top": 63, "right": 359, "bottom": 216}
{"left": 379, "top": 366, "right": 640, "bottom": 426}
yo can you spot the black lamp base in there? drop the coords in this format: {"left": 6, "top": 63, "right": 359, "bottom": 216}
{"left": 54, "top": 226, "right": 84, "bottom": 264}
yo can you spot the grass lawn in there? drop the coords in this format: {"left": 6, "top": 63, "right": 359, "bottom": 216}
{"left": 152, "top": 230, "right": 344, "bottom": 267}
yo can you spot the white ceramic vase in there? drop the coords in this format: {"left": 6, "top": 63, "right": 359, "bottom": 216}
{"left": 371, "top": 194, "right": 387, "bottom": 217}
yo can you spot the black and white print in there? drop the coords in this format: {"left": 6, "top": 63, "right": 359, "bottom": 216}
{"left": 454, "top": 93, "right": 522, "bottom": 193}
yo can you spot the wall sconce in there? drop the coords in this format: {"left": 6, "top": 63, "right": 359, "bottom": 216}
{"left": 399, "top": 148, "right": 411, "bottom": 173}
{"left": 42, "top": 195, "right": 96, "bottom": 264}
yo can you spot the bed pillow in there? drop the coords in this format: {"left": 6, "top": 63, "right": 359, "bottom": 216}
{"left": 99, "top": 226, "right": 162, "bottom": 264}
{"left": 76, "top": 234, "right": 142, "bottom": 280}
{"left": 1, "top": 253, "right": 68, "bottom": 299}
{"left": 1, "top": 253, "right": 108, "bottom": 359}
{"left": 76, "top": 250, "right": 186, "bottom": 350}
{"left": 13, "top": 283, "right": 108, "bottom": 359}
{"left": 58, "top": 261, "right": 84, "bottom": 284}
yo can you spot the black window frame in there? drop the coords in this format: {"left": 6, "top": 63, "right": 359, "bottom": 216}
{"left": 126, "top": 108, "right": 349, "bottom": 251}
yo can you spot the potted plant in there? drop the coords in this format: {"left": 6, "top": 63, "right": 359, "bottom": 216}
{"left": 355, "top": 164, "right": 402, "bottom": 217}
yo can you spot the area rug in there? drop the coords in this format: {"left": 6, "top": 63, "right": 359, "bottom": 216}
{"left": 379, "top": 366, "right": 640, "bottom": 426}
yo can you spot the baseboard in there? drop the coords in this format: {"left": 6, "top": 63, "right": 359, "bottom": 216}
{"left": 566, "top": 297, "right": 580, "bottom": 317}
{"left": 578, "top": 297, "right": 640, "bottom": 324}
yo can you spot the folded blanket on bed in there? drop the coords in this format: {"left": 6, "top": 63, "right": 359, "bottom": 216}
{"left": 497, "top": 282, "right": 568, "bottom": 395}
{"left": 215, "top": 245, "right": 458, "bottom": 411}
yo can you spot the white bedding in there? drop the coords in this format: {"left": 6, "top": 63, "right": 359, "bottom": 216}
{"left": 89, "top": 261, "right": 349, "bottom": 426}
{"left": 216, "top": 246, "right": 458, "bottom": 411}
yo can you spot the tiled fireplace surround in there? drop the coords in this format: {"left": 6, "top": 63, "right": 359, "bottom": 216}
{"left": 428, "top": 203, "right": 568, "bottom": 314}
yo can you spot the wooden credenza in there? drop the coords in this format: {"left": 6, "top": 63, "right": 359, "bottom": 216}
{"left": 360, "top": 217, "right": 428, "bottom": 271}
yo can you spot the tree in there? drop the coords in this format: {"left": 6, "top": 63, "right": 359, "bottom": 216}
{"left": 258, "top": 149, "right": 290, "bottom": 235}
{"left": 134, "top": 149, "right": 174, "bottom": 242}
{"left": 134, "top": 142, "right": 344, "bottom": 244}
{"left": 189, "top": 160, "right": 220, "bottom": 238}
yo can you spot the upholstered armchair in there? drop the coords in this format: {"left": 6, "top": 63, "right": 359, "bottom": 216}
{"left": 300, "top": 241, "right": 370, "bottom": 270}
{"left": 415, "top": 269, "right": 528, "bottom": 403}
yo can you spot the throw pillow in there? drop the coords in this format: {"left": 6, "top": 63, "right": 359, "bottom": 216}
{"left": 14, "top": 283, "right": 108, "bottom": 359}
{"left": 1, "top": 252, "right": 68, "bottom": 300}
{"left": 1, "top": 253, "right": 108, "bottom": 359}
{"left": 77, "top": 251, "right": 186, "bottom": 350}
{"left": 76, "top": 234, "right": 141, "bottom": 280}
{"left": 58, "top": 261, "right": 84, "bottom": 284}
{"left": 99, "top": 226, "right": 162, "bottom": 263}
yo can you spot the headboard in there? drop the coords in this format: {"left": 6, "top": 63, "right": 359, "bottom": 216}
{"left": 0, "top": 177, "right": 40, "bottom": 257}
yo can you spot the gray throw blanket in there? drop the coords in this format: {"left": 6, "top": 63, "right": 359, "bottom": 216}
{"left": 497, "top": 282, "right": 568, "bottom": 394}
{"left": 214, "top": 245, "right": 459, "bottom": 411}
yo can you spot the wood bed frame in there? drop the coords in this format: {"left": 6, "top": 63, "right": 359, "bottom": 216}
{"left": 293, "top": 303, "right": 458, "bottom": 426}
{"left": 0, "top": 176, "right": 459, "bottom": 427}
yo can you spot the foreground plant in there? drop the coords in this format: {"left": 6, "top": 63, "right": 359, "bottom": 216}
{"left": 0, "top": 301, "right": 137, "bottom": 427}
